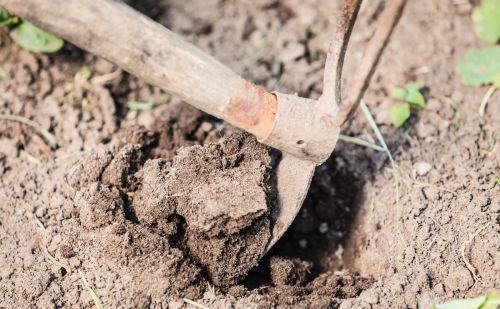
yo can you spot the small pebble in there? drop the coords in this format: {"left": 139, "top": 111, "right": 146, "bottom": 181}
{"left": 168, "top": 300, "right": 184, "bottom": 309}
{"left": 318, "top": 222, "right": 328, "bottom": 234}
{"left": 360, "top": 290, "right": 379, "bottom": 304}
{"left": 200, "top": 122, "right": 213, "bottom": 132}
{"left": 414, "top": 162, "right": 432, "bottom": 176}
{"left": 298, "top": 239, "right": 307, "bottom": 248}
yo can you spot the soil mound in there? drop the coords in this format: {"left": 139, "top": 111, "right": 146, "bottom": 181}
{"left": 0, "top": 128, "right": 271, "bottom": 307}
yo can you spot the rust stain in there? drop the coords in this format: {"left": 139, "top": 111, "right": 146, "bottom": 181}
{"left": 336, "top": 0, "right": 356, "bottom": 33}
{"left": 225, "top": 78, "right": 277, "bottom": 140}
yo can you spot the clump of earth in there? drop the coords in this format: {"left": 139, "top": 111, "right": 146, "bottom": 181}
{"left": 2, "top": 126, "right": 273, "bottom": 303}
{"left": 67, "top": 128, "right": 272, "bottom": 286}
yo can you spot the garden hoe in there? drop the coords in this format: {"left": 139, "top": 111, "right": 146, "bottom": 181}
{"left": 1, "top": 0, "right": 407, "bottom": 252}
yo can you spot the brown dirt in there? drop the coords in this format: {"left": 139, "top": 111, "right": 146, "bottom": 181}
{"left": 0, "top": 127, "right": 271, "bottom": 307}
{"left": 0, "top": 0, "right": 499, "bottom": 308}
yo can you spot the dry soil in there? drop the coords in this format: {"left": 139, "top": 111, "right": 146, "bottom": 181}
{"left": 0, "top": 0, "right": 498, "bottom": 308}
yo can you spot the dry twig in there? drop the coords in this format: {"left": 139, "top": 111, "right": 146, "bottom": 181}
{"left": 478, "top": 86, "right": 495, "bottom": 117}
{"left": 460, "top": 222, "right": 492, "bottom": 285}
{"left": 183, "top": 299, "right": 211, "bottom": 309}
{"left": 0, "top": 113, "right": 58, "bottom": 147}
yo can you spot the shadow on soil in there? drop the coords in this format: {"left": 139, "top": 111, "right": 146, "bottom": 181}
{"left": 245, "top": 122, "right": 412, "bottom": 288}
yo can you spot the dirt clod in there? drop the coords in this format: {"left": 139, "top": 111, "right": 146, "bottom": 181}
{"left": 269, "top": 256, "right": 311, "bottom": 286}
{"left": 76, "top": 182, "right": 126, "bottom": 230}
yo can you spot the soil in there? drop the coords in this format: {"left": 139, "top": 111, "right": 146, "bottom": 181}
{"left": 0, "top": 0, "right": 498, "bottom": 308}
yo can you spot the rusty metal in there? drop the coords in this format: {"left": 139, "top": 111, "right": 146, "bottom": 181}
{"left": 335, "top": 0, "right": 407, "bottom": 124}
{"left": 225, "top": 78, "right": 278, "bottom": 140}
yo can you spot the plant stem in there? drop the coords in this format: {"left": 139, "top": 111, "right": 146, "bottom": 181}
{"left": 0, "top": 113, "right": 57, "bottom": 147}
{"left": 338, "top": 134, "right": 385, "bottom": 152}
{"left": 359, "top": 100, "right": 394, "bottom": 165}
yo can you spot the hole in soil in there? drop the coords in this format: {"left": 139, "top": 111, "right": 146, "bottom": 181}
{"left": 121, "top": 192, "right": 139, "bottom": 223}
{"left": 166, "top": 214, "right": 188, "bottom": 250}
{"left": 245, "top": 147, "right": 368, "bottom": 288}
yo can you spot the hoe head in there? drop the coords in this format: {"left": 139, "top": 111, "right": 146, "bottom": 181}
{"left": 264, "top": 0, "right": 406, "bottom": 251}
{"left": 266, "top": 153, "right": 316, "bottom": 251}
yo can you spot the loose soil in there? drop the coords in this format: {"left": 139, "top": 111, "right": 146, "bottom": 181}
{"left": 0, "top": 0, "right": 498, "bottom": 308}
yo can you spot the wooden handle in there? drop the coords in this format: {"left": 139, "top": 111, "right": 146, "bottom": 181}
{"left": 0, "top": 0, "right": 277, "bottom": 140}
{"left": 1, "top": 0, "right": 405, "bottom": 164}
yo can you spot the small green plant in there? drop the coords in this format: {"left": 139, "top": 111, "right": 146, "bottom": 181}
{"left": 430, "top": 291, "right": 500, "bottom": 309}
{"left": 457, "top": 47, "right": 500, "bottom": 87}
{"left": 472, "top": 0, "right": 500, "bottom": 44}
{"left": 127, "top": 101, "right": 155, "bottom": 110}
{"left": 0, "top": 8, "right": 18, "bottom": 26}
{"left": 457, "top": 0, "right": 500, "bottom": 88}
{"left": 389, "top": 82, "right": 426, "bottom": 127}
{"left": 0, "top": 7, "right": 63, "bottom": 53}
{"left": 10, "top": 21, "right": 63, "bottom": 53}
{"left": 79, "top": 66, "right": 92, "bottom": 80}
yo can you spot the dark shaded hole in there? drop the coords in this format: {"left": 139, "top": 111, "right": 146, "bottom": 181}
{"left": 245, "top": 145, "right": 368, "bottom": 289}
{"left": 121, "top": 192, "right": 139, "bottom": 223}
{"left": 245, "top": 119, "right": 411, "bottom": 290}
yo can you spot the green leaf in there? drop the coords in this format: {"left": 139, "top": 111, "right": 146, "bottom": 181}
{"left": 430, "top": 295, "right": 486, "bottom": 309}
{"left": 482, "top": 292, "right": 500, "bottom": 309}
{"left": 338, "top": 134, "right": 385, "bottom": 152}
{"left": 79, "top": 66, "right": 92, "bottom": 80}
{"left": 391, "top": 87, "right": 407, "bottom": 101}
{"left": 430, "top": 292, "right": 500, "bottom": 309}
{"left": 404, "top": 82, "right": 422, "bottom": 91}
{"left": 492, "top": 72, "right": 500, "bottom": 88}
{"left": 391, "top": 82, "right": 426, "bottom": 107}
{"left": 10, "top": 21, "right": 63, "bottom": 53}
{"left": 472, "top": 0, "right": 500, "bottom": 44}
{"left": 0, "top": 8, "right": 9, "bottom": 21}
{"left": 127, "top": 101, "right": 154, "bottom": 110}
{"left": 389, "top": 102, "right": 410, "bottom": 128}
{"left": 0, "top": 8, "right": 19, "bottom": 27}
{"left": 456, "top": 47, "right": 500, "bottom": 86}
{"left": 405, "top": 88, "right": 426, "bottom": 108}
